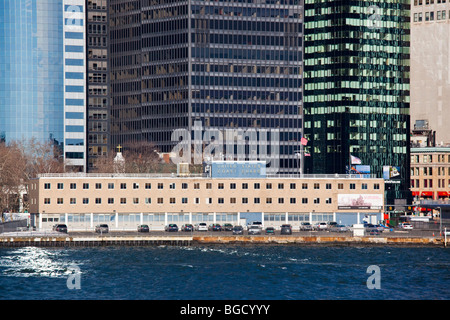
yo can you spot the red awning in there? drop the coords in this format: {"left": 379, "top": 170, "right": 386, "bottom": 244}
{"left": 438, "top": 191, "right": 449, "bottom": 197}
{"left": 421, "top": 191, "right": 434, "bottom": 197}
{"left": 412, "top": 191, "right": 420, "bottom": 196}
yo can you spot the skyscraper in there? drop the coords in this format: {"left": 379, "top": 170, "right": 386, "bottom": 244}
{"left": 411, "top": 0, "right": 450, "bottom": 144}
{"left": 303, "top": 0, "right": 411, "bottom": 203}
{"left": 0, "top": 0, "right": 87, "bottom": 172}
{"left": 109, "top": 0, "right": 304, "bottom": 173}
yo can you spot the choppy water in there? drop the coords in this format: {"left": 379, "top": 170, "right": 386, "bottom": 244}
{"left": 0, "top": 245, "right": 448, "bottom": 300}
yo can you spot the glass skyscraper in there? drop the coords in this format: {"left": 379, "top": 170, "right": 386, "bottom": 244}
{"left": 0, "top": 0, "right": 87, "bottom": 171}
{"left": 303, "top": 0, "right": 411, "bottom": 202}
{"left": 110, "top": 0, "right": 303, "bottom": 173}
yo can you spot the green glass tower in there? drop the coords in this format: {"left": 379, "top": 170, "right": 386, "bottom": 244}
{"left": 303, "top": 0, "right": 411, "bottom": 203}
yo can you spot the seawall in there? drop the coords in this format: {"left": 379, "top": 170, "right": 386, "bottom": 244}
{"left": 0, "top": 234, "right": 446, "bottom": 247}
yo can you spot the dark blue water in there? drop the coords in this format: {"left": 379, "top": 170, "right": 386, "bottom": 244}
{"left": 0, "top": 245, "right": 448, "bottom": 300}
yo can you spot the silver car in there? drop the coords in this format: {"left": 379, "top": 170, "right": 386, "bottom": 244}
{"left": 248, "top": 226, "right": 262, "bottom": 235}
{"left": 300, "top": 222, "right": 312, "bottom": 231}
{"left": 95, "top": 224, "right": 109, "bottom": 233}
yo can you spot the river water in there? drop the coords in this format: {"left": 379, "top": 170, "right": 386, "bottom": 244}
{"left": 0, "top": 245, "right": 448, "bottom": 300}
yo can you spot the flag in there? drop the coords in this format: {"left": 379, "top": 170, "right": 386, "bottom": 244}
{"left": 301, "top": 137, "right": 308, "bottom": 146}
{"left": 304, "top": 153, "right": 311, "bottom": 157}
{"left": 351, "top": 155, "right": 361, "bottom": 164}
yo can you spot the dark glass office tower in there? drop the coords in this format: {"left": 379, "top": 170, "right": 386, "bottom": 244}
{"left": 110, "top": 0, "right": 303, "bottom": 173}
{"left": 303, "top": 0, "right": 411, "bottom": 202}
{"left": 87, "top": 0, "right": 110, "bottom": 170}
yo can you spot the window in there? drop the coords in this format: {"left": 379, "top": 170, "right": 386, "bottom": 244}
{"left": 350, "top": 183, "right": 356, "bottom": 189}
{"left": 278, "top": 198, "right": 284, "bottom": 204}
{"left": 145, "top": 198, "right": 151, "bottom": 204}
{"left": 374, "top": 183, "right": 380, "bottom": 190}
{"left": 133, "top": 183, "right": 139, "bottom": 189}
{"left": 158, "top": 183, "right": 164, "bottom": 189}
{"left": 44, "top": 198, "right": 51, "bottom": 204}
{"left": 182, "top": 197, "right": 188, "bottom": 204}
{"left": 83, "top": 198, "right": 89, "bottom": 204}
{"left": 266, "top": 183, "right": 272, "bottom": 189}
{"left": 120, "top": 198, "right": 127, "bottom": 204}
{"left": 326, "top": 183, "right": 332, "bottom": 189}
{"left": 230, "top": 197, "right": 236, "bottom": 204}
{"left": 170, "top": 198, "right": 176, "bottom": 204}
{"left": 230, "top": 183, "right": 236, "bottom": 189}
{"left": 108, "top": 183, "right": 114, "bottom": 189}
{"left": 254, "top": 197, "right": 260, "bottom": 204}
{"left": 108, "top": 198, "right": 114, "bottom": 204}
{"left": 278, "top": 183, "right": 284, "bottom": 189}
{"left": 266, "top": 198, "right": 272, "bottom": 204}
{"left": 96, "top": 183, "right": 102, "bottom": 189}
{"left": 302, "top": 183, "right": 308, "bottom": 189}
{"left": 325, "top": 198, "right": 332, "bottom": 204}
{"left": 145, "top": 183, "right": 151, "bottom": 189}
{"left": 242, "top": 197, "right": 248, "bottom": 204}
{"left": 290, "top": 198, "right": 296, "bottom": 204}
{"left": 83, "top": 183, "right": 89, "bottom": 189}
{"left": 133, "top": 198, "right": 139, "bottom": 204}
{"left": 207, "top": 198, "right": 213, "bottom": 204}
{"left": 206, "top": 183, "right": 212, "bottom": 189}
{"left": 338, "top": 183, "right": 344, "bottom": 190}
{"left": 121, "top": 183, "right": 127, "bottom": 189}
{"left": 182, "top": 183, "right": 188, "bottom": 189}
{"left": 254, "top": 183, "right": 260, "bottom": 189}
{"left": 57, "top": 183, "right": 63, "bottom": 189}
{"left": 70, "top": 198, "right": 76, "bottom": 204}
{"left": 70, "top": 183, "right": 77, "bottom": 190}
{"left": 362, "top": 183, "right": 368, "bottom": 190}
{"left": 302, "top": 198, "right": 308, "bottom": 204}
{"left": 170, "top": 183, "right": 176, "bottom": 189}
{"left": 44, "top": 183, "right": 51, "bottom": 189}
{"left": 218, "top": 183, "right": 224, "bottom": 189}
{"left": 95, "top": 198, "right": 102, "bottom": 204}
{"left": 194, "top": 183, "right": 200, "bottom": 189}
{"left": 195, "top": 198, "right": 200, "bottom": 204}
{"left": 242, "top": 183, "right": 248, "bottom": 189}
{"left": 314, "top": 198, "right": 320, "bottom": 204}
{"left": 157, "top": 198, "right": 164, "bottom": 204}
{"left": 57, "top": 198, "right": 64, "bottom": 204}
{"left": 218, "top": 198, "right": 224, "bottom": 204}
{"left": 290, "top": 183, "right": 296, "bottom": 190}
{"left": 314, "top": 183, "right": 320, "bottom": 189}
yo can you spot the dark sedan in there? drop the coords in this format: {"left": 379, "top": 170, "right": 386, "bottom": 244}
{"left": 137, "top": 224, "right": 149, "bottom": 232}
{"left": 181, "top": 224, "right": 194, "bottom": 232}
{"left": 165, "top": 224, "right": 179, "bottom": 232}
{"left": 53, "top": 224, "right": 68, "bottom": 233}
{"left": 280, "top": 224, "right": 292, "bottom": 235}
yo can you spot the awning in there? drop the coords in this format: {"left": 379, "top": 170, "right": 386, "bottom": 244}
{"left": 412, "top": 191, "right": 420, "bottom": 196}
{"left": 438, "top": 191, "right": 449, "bottom": 197}
{"left": 421, "top": 191, "right": 434, "bottom": 197}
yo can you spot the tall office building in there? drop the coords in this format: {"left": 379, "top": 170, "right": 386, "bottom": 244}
{"left": 109, "top": 0, "right": 304, "bottom": 173}
{"left": 86, "top": 0, "right": 110, "bottom": 170}
{"left": 411, "top": 0, "right": 450, "bottom": 144}
{"left": 0, "top": 0, "right": 87, "bottom": 172}
{"left": 303, "top": 0, "right": 411, "bottom": 202}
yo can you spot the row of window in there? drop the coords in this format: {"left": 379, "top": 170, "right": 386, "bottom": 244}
{"left": 411, "top": 154, "right": 450, "bottom": 163}
{"left": 42, "top": 196, "right": 333, "bottom": 205}
{"left": 414, "top": 0, "right": 446, "bottom": 5}
{"left": 411, "top": 167, "right": 450, "bottom": 176}
{"left": 411, "top": 179, "right": 450, "bottom": 188}
{"left": 42, "top": 181, "right": 381, "bottom": 190}
{"left": 413, "top": 10, "right": 449, "bottom": 21}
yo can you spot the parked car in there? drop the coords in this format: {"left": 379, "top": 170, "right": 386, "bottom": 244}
{"left": 95, "top": 224, "right": 109, "bottom": 233}
{"left": 399, "top": 223, "right": 413, "bottom": 230}
{"left": 331, "top": 224, "right": 349, "bottom": 233}
{"left": 265, "top": 226, "right": 275, "bottom": 235}
{"left": 248, "top": 225, "right": 262, "bottom": 235}
{"left": 327, "top": 221, "right": 338, "bottom": 230}
{"left": 300, "top": 222, "right": 312, "bottom": 231}
{"left": 181, "top": 224, "right": 194, "bottom": 232}
{"left": 280, "top": 224, "right": 292, "bottom": 235}
{"left": 314, "top": 222, "right": 328, "bottom": 231}
{"left": 53, "top": 224, "right": 68, "bottom": 233}
{"left": 222, "top": 223, "right": 233, "bottom": 231}
{"left": 248, "top": 221, "right": 263, "bottom": 230}
{"left": 137, "top": 224, "right": 149, "bottom": 232}
{"left": 165, "top": 224, "right": 179, "bottom": 232}
{"left": 195, "top": 223, "right": 208, "bottom": 231}
{"left": 232, "top": 225, "right": 244, "bottom": 235}
{"left": 364, "top": 224, "right": 381, "bottom": 235}
{"left": 208, "top": 224, "right": 222, "bottom": 231}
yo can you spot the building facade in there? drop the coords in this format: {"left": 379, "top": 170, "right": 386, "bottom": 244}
{"left": 411, "top": 0, "right": 450, "bottom": 144}
{"left": 0, "top": 0, "right": 87, "bottom": 171}
{"left": 303, "top": 0, "right": 411, "bottom": 203}
{"left": 109, "top": 0, "right": 304, "bottom": 173}
{"left": 29, "top": 173, "right": 385, "bottom": 231}
{"left": 410, "top": 146, "right": 450, "bottom": 202}
{"left": 86, "top": 0, "right": 111, "bottom": 169}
